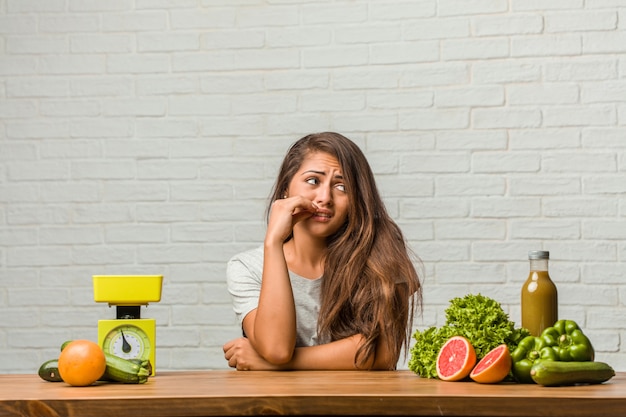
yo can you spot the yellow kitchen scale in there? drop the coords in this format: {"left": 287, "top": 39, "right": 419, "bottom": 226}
{"left": 93, "top": 275, "right": 162, "bottom": 376}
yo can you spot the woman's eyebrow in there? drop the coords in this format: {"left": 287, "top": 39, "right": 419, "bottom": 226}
{"left": 301, "top": 170, "right": 343, "bottom": 179}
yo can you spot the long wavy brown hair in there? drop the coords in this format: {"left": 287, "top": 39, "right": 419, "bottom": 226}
{"left": 267, "top": 132, "right": 422, "bottom": 369}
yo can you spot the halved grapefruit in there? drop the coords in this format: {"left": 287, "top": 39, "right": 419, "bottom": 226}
{"left": 469, "top": 344, "right": 512, "bottom": 384}
{"left": 436, "top": 336, "right": 476, "bottom": 381}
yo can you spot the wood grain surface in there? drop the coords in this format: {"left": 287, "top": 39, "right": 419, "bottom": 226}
{"left": 1, "top": 370, "right": 624, "bottom": 416}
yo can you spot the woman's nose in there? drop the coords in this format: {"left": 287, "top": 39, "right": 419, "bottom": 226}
{"left": 315, "top": 185, "right": 332, "bottom": 205}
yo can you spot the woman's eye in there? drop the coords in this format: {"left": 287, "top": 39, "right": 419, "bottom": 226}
{"left": 335, "top": 184, "right": 346, "bottom": 192}
{"left": 306, "top": 177, "right": 318, "bottom": 185}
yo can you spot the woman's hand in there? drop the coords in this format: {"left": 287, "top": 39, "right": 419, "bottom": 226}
{"left": 266, "top": 196, "right": 318, "bottom": 244}
{"left": 223, "top": 337, "right": 283, "bottom": 371}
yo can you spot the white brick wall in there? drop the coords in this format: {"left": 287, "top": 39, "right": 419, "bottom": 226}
{"left": 1, "top": 1, "right": 625, "bottom": 374}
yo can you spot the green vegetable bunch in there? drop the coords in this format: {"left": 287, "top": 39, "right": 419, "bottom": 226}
{"left": 408, "top": 293, "right": 530, "bottom": 379}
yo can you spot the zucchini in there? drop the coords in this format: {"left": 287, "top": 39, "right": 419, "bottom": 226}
{"left": 530, "top": 361, "right": 615, "bottom": 387}
{"left": 38, "top": 359, "right": 63, "bottom": 382}
{"left": 103, "top": 352, "right": 150, "bottom": 384}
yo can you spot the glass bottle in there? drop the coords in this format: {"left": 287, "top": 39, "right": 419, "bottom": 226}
{"left": 521, "top": 250, "right": 558, "bottom": 336}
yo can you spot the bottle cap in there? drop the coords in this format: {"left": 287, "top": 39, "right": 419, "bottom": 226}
{"left": 528, "top": 250, "right": 549, "bottom": 259}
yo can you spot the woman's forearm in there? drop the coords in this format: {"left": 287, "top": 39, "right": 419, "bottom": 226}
{"left": 247, "top": 241, "right": 297, "bottom": 364}
{"left": 278, "top": 334, "right": 397, "bottom": 371}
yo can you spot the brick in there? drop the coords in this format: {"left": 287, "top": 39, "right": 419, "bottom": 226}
{"left": 300, "top": 92, "right": 365, "bottom": 112}
{"left": 6, "top": 205, "right": 69, "bottom": 224}
{"left": 473, "top": 108, "right": 541, "bottom": 129}
{"left": 39, "top": 226, "right": 102, "bottom": 245}
{"left": 7, "top": 0, "right": 65, "bottom": 12}
{"left": 472, "top": 197, "right": 541, "bottom": 218}
{"left": 584, "top": 31, "right": 626, "bottom": 53}
{"left": 170, "top": 9, "right": 235, "bottom": 30}
{"left": 172, "top": 223, "right": 232, "bottom": 243}
{"left": 201, "top": 30, "right": 263, "bottom": 50}
{"left": 437, "top": 130, "right": 507, "bottom": 150}
{"left": 136, "top": 118, "right": 197, "bottom": 138}
{"left": 71, "top": 34, "right": 133, "bottom": 53}
{"left": 436, "top": 86, "right": 504, "bottom": 107}
{"left": 510, "top": 176, "right": 581, "bottom": 196}
{"left": 473, "top": 15, "right": 543, "bottom": 36}
{"left": 472, "top": 152, "right": 541, "bottom": 173}
{"left": 414, "top": 242, "right": 470, "bottom": 263}
{"left": 134, "top": 76, "right": 195, "bottom": 96}
{"left": 545, "top": 11, "right": 617, "bottom": 32}
{"left": 371, "top": 1, "right": 436, "bottom": 19}
{"left": 543, "top": 152, "right": 617, "bottom": 172}
{"left": 513, "top": 34, "right": 582, "bottom": 57}
{"left": 0, "top": 99, "right": 37, "bottom": 118}
{"left": 583, "top": 220, "right": 626, "bottom": 239}
{"left": 71, "top": 76, "right": 133, "bottom": 97}
{"left": 39, "top": 100, "right": 100, "bottom": 117}
{"left": 545, "top": 197, "right": 618, "bottom": 217}
{"left": 301, "top": 4, "right": 368, "bottom": 24}
{"left": 7, "top": 36, "right": 68, "bottom": 54}
{"left": 512, "top": 0, "right": 584, "bottom": 11}
{"left": 334, "top": 69, "right": 400, "bottom": 89}
{"left": 333, "top": 113, "right": 398, "bottom": 132}
{"left": 435, "top": 262, "right": 507, "bottom": 284}
{"left": 137, "top": 33, "right": 200, "bottom": 52}
{"left": 473, "top": 61, "right": 541, "bottom": 84}
{"left": 71, "top": 245, "right": 136, "bottom": 265}
{"left": 401, "top": 198, "right": 469, "bottom": 219}
{"left": 371, "top": 41, "right": 439, "bottom": 64}
{"left": 435, "top": 219, "right": 506, "bottom": 240}
{"left": 510, "top": 219, "right": 580, "bottom": 239}
{"left": 0, "top": 16, "right": 38, "bottom": 34}
{"left": 40, "top": 55, "right": 106, "bottom": 75}
{"left": 404, "top": 17, "right": 470, "bottom": 40}
{"left": 335, "top": 24, "right": 400, "bottom": 44}
{"left": 302, "top": 46, "right": 369, "bottom": 68}
{"left": 509, "top": 128, "right": 581, "bottom": 149}
{"left": 438, "top": 0, "right": 508, "bottom": 16}
{"left": 107, "top": 54, "right": 170, "bottom": 74}
{"left": 508, "top": 84, "right": 579, "bottom": 105}
{"left": 232, "top": 94, "right": 297, "bottom": 115}
{"left": 8, "top": 161, "right": 69, "bottom": 181}
{"left": 39, "top": 15, "right": 101, "bottom": 33}
{"left": 73, "top": 204, "right": 133, "bottom": 223}
{"left": 7, "top": 78, "right": 70, "bottom": 97}
{"left": 545, "top": 58, "right": 617, "bottom": 81}
{"left": 102, "top": 182, "right": 168, "bottom": 202}
{"left": 436, "top": 176, "right": 506, "bottom": 196}
{"left": 265, "top": 70, "right": 328, "bottom": 91}
{"left": 8, "top": 247, "right": 72, "bottom": 267}
{"left": 442, "top": 38, "right": 509, "bottom": 60}
{"left": 400, "top": 109, "right": 469, "bottom": 130}
{"left": 102, "top": 12, "right": 168, "bottom": 32}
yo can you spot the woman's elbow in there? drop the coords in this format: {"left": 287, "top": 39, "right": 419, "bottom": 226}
{"left": 262, "top": 347, "right": 293, "bottom": 365}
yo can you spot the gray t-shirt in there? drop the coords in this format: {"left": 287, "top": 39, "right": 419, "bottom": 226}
{"left": 226, "top": 246, "right": 326, "bottom": 347}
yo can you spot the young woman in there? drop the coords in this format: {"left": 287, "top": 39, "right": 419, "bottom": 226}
{"left": 223, "top": 132, "right": 422, "bottom": 370}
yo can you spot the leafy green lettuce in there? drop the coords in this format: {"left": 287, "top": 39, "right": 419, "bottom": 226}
{"left": 408, "top": 293, "right": 529, "bottom": 379}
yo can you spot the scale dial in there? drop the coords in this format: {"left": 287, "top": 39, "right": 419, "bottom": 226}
{"left": 103, "top": 324, "right": 151, "bottom": 361}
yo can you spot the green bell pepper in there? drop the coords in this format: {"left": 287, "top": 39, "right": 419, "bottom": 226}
{"left": 511, "top": 335, "right": 559, "bottom": 384}
{"left": 540, "top": 319, "right": 595, "bottom": 362}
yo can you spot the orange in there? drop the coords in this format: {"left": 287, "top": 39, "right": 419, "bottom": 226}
{"left": 436, "top": 336, "right": 476, "bottom": 381}
{"left": 470, "top": 344, "right": 512, "bottom": 384}
{"left": 58, "top": 339, "right": 106, "bottom": 386}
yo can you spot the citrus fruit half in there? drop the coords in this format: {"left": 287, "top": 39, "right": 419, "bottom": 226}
{"left": 436, "top": 336, "right": 477, "bottom": 381}
{"left": 470, "top": 344, "right": 512, "bottom": 384}
{"left": 58, "top": 339, "right": 106, "bottom": 386}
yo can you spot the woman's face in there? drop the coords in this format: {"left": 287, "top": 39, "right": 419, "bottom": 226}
{"left": 287, "top": 151, "right": 349, "bottom": 239}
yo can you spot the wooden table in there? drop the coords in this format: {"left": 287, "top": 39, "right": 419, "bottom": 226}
{"left": 1, "top": 370, "right": 625, "bottom": 416}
